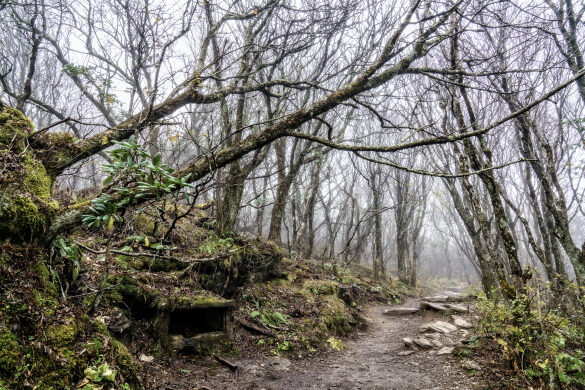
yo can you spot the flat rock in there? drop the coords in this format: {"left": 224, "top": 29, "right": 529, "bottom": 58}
{"left": 420, "top": 321, "right": 458, "bottom": 334}
{"left": 452, "top": 316, "right": 473, "bottom": 329}
{"left": 383, "top": 307, "right": 419, "bottom": 316}
{"left": 425, "top": 333, "right": 441, "bottom": 341}
{"left": 139, "top": 354, "right": 154, "bottom": 363}
{"left": 446, "top": 303, "right": 469, "bottom": 313}
{"left": 429, "top": 339, "right": 443, "bottom": 348}
{"left": 402, "top": 337, "right": 414, "bottom": 347}
{"left": 413, "top": 337, "right": 433, "bottom": 349}
{"left": 437, "top": 347, "right": 454, "bottom": 355}
{"left": 423, "top": 295, "right": 451, "bottom": 303}
{"left": 442, "top": 337, "right": 454, "bottom": 346}
{"left": 461, "top": 360, "right": 481, "bottom": 371}
{"left": 420, "top": 301, "right": 450, "bottom": 312}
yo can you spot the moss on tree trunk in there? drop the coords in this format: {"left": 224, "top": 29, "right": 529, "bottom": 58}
{"left": 0, "top": 104, "right": 59, "bottom": 241}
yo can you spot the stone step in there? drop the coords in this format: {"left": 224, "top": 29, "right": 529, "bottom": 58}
{"left": 419, "top": 301, "right": 450, "bottom": 312}
{"left": 445, "top": 303, "right": 469, "bottom": 313}
{"left": 413, "top": 336, "right": 434, "bottom": 349}
{"left": 422, "top": 294, "right": 466, "bottom": 303}
{"left": 420, "top": 320, "right": 458, "bottom": 334}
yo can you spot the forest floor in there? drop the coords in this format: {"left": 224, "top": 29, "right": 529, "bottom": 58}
{"left": 143, "top": 291, "right": 488, "bottom": 390}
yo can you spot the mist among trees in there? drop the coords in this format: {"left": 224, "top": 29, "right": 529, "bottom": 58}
{"left": 1, "top": 0, "right": 585, "bottom": 387}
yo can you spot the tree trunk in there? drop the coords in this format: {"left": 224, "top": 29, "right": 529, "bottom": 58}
{"left": 371, "top": 170, "right": 385, "bottom": 281}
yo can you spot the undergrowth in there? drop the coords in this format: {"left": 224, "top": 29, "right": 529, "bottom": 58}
{"left": 475, "top": 283, "right": 585, "bottom": 389}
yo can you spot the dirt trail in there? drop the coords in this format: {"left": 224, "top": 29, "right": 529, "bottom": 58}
{"left": 145, "top": 290, "right": 485, "bottom": 389}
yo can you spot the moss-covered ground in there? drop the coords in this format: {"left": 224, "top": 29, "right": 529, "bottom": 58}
{"left": 0, "top": 244, "right": 142, "bottom": 390}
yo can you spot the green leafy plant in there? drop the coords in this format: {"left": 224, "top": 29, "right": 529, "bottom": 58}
{"left": 198, "top": 235, "right": 234, "bottom": 255}
{"left": 327, "top": 336, "right": 344, "bottom": 350}
{"left": 250, "top": 309, "right": 290, "bottom": 327}
{"left": 80, "top": 362, "right": 117, "bottom": 388}
{"left": 82, "top": 136, "right": 193, "bottom": 230}
{"left": 53, "top": 237, "right": 81, "bottom": 283}
{"left": 275, "top": 340, "right": 292, "bottom": 352}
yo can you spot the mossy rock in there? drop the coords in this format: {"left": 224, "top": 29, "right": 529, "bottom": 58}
{"left": 132, "top": 213, "right": 156, "bottom": 235}
{"left": 0, "top": 105, "right": 59, "bottom": 241}
{"left": 0, "top": 316, "right": 143, "bottom": 389}
{"left": 197, "top": 235, "right": 284, "bottom": 296}
{"left": 0, "top": 244, "right": 143, "bottom": 388}
{"left": 303, "top": 280, "right": 339, "bottom": 296}
{"left": 318, "top": 296, "right": 354, "bottom": 336}
{"left": 110, "top": 339, "right": 143, "bottom": 387}
{"left": 171, "top": 292, "right": 233, "bottom": 310}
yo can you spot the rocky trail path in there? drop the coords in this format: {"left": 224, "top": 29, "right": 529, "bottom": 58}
{"left": 146, "top": 287, "right": 487, "bottom": 389}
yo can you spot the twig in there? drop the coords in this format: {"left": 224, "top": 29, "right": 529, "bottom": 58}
{"left": 213, "top": 355, "right": 238, "bottom": 371}
{"left": 28, "top": 117, "right": 71, "bottom": 138}
{"left": 68, "top": 287, "right": 114, "bottom": 299}
{"left": 236, "top": 319, "right": 276, "bottom": 337}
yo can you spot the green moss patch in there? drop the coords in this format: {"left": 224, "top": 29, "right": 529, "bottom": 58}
{"left": 47, "top": 317, "right": 79, "bottom": 347}
{"left": 0, "top": 105, "right": 59, "bottom": 241}
{"left": 0, "top": 106, "right": 32, "bottom": 151}
{"left": 303, "top": 279, "right": 339, "bottom": 296}
{"left": 0, "top": 329, "right": 23, "bottom": 377}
